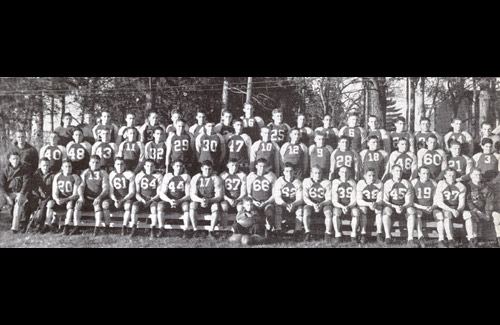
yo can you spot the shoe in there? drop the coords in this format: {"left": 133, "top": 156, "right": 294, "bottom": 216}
{"left": 376, "top": 234, "right": 384, "bottom": 244}
{"left": 407, "top": 239, "right": 416, "bottom": 248}
{"left": 50, "top": 224, "right": 59, "bottom": 234}
{"left": 93, "top": 227, "right": 99, "bottom": 237}
{"left": 418, "top": 237, "right": 426, "bottom": 248}
{"left": 304, "top": 232, "right": 312, "bottom": 242}
{"left": 121, "top": 226, "right": 127, "bottom": 236}
{"left": 274, "top": 230, "right": 283, "bottom": 238}
{"left": 150, "top": 228, "right": 156, "bottom": 239}
{"left": 182, "top": 230, "right": 192, "bottom": 239}
{"left": 351, "top": 237, "right": 358, "bottom": 244}
{"left": 332, "top": 236, "right": 341, "bottom": 245}
{"left": 264, "top": 228, "right": 272, "bottom": 239}
{"left": 129, "top": 226, "right": 137, "bottom": 237}
{"left": 438, "top": 240, "right": 447, "bottom": 248}
{"left": 360, "top": 235, "right": 367, "bottom": 244}
{"left": 448, "top": 239, "right": 456, "bottom": 248}
{"left": 468, "top": 238, "right": 477, "bottom": 248}
{"left": 34, "top": 224, "right": 43, "bottom": 234}
{"left": 384, "top": 238, "right": 392, "bottom": 245}
{"left": 40, "top": 225, "right": 49, "bottom": 234}
{"left": 207, "top": 231, "right": 216, "bottom": 239}
{"left": 157, "top": 228, "right": 165, "bottom": 238}
{"left": 324, "top": 233, "right": 332, "bottom": 243}
{"left": 103, "top": 226, "right": 110, "bottom": 235}
{"left": 69, "top": 226, "right": 80, "bottom": 236}
{"left": 497, "top": 238, "right": 500, "bottom": 248}
{"left": 63, "top": 225, "right": 71, "bottom": 236}
{"left": 293, "top": 230, "right": 303, "bottom": 241}
{"left": 193, "top": 230, "right": 204, "bottom": 238}
{"left": 11, "top": 229, "right": 18, "bottom": 235}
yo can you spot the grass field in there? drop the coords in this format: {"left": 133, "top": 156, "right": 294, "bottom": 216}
{"left": 2, "top": 212, "right": 499, "bottom": 248}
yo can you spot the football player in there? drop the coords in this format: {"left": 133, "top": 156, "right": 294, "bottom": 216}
{"left": 66, "top": 128, "right": 92, "bottom": 176}
{"left": 444, "top": 117, "right": 474, "bottom": 156}
{"left": 416, "top": 134, "right": 447, "bottom": 180}
{"left": 26, "top": 158, "right": 56, "bottom": 233}
{"left": 92, "top": 110, "right": 119, "bottom": 143}
{"left": 356, "top": 168, "right": 384, "bottom": 244}
{"left": 414, "top": 117, "right": 444, "bottom": 151}
{"left": 116, "top": 112, "right": 141, "bottom": 146}
{"left": 165, "top": 109, "right": 189, "bottom": 135}
{"left": 296, "top": 113, "right": 314, "bottom": 147}
{"left": 140, "top": 111, "right": 166, "bottom": 144}
{"left": 442, "top": 140, "right": 473, "bottom": 182}
{"left": 338, "top": 113, "right": 364, "bottom": 152}
{"left": 280, "top": 128, "right": 309, "bottom": 180}
{"left": 314, "top": 115, "right": 339, "bottom": 150}
{"left": 195, "top": 122, "right": 226, "bottom": 173}
{"left": 250, "top": 126, "right": 281, "bottom": 175}
{"left": 145, "top": 126, "right": 168, "bottom": 174}
{"left": 92, "top": 128, "right": 118, "bottom": 173}
{"left": 476, "top": 122, "right": 500, "bottom": 154}
{"left": 240, "top": 102, "right": 265, "bottom": 143}
{"left": 411, "top": 166, "right": 438, "bottom": 248}
{"left": 54, "top": 113, "right": 74, "bottom": 147}
{"left": 359, "top": 135, "right": 388, "bottom": 181}
{"left": 382, "top": 137, "right": 417, "bottom": 182}
{"left": 107, "top": 157, "right": 136, "bottom": 236}
{"left": 332, "top": 166, "right": 360, "bottom": 244}
{"left": 309, "top": 132, "right": 334, "bottom": 180}
{"left": 220, "top": 159, "right": 247, "bottom": 232}
{"left": 189, "top": 110, "right": 207, "bottom": 138}
{"left": 224, "top": 119, "right": 252, "bottom": 174}
{"left": 214, "top": 109, "right": 235, "bottom": 136}
{"left": 329, "top": 136, "right": 360, "bottom": 181}
{"left": 363, "top": 115, "right": 391, "bottom": 153}
{"left": 268, "top": 108, "right": 291, "bottom": 148}
{"left": 40, "top": 132, "right": 67, "bottom": 173}
{"left": 117, "top": 127, "right": 145, "bottom": 174}
{"left": 390, "top": 117, "right": 415, "bottom": 153}
{"left": 273, "top": 163, "right": 303, "bottom": 236}
{"left": 464, "top": 168, "right": 493, "bottom": 247}
{"left": 472, "top": 137, "right": 500, "bottom": 183}
{"left": 165, "top": 119, "right": 196, "bottom": 174}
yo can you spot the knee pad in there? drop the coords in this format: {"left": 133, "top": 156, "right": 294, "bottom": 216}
{"left": 211, "top": 203, "right": 219, "bottom": 213}
{"left": 383, "top": 207, "right": 393, "bottom": 216}
{"left": 443, "top": 211, "right": 453, "bottom": 219}
{"left": 47, "top": 200, "right": 55, "bottom": 209}
{"left": 406, "top": 207, "right": 416, "bottom": 217}
{"left": 333, "top": 207, "right": 343, "bottom": 218}
{"left": 220, "top": 201, "right": 229, "bottom": 212}
{"left": 101, "top": 200, "right": 110, "bottom": 210}
{"left": 351, "top": 207, "right": 361, "bottom": 218}
{"left": 157, "top": 202, "right": 166, "bottom": 212}
{"left": 462, "top": 211, "right": 472, "bottom": 221}
{"left": 66, "top": 201, "right": 75, "bottom": 210}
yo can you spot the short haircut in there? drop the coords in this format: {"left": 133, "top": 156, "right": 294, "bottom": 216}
{"left": 449, "top": 140, "right": 461, "bottom": 148}
{"left": 227, "top": 159, "right": 239, "bottom": 165}
{"left": 126, "top": 111, "right": 136, "bottom": 118}
{"left": 338, "top": 135, "right": 351, "bottom": 145}
{"left": 272, "top": 109, "right": 283, "bottom": 115}
{"left": 365, "top": 168, "right": 376, "bottom": 174}
{"left": 256, "top": 158, "right": 268, "bottom": 166}
{"left": 420, "top": 117, "right": 431, "bottom": 124}
{"left": 482, "top": 138, "right": 493, "bottom": 146}
{"left": 170, "top": 109, "right": 181, "bottom": 117}
{"left": 451, "top": 117, "right": 462, "bottom": 123}
{"left": 470, "top": 167, "right": 482, "bottom": 174}
{"left": 367, "top": 135, "right": 379, "bottom": 142}
{"left": 284, "top": 162, "right": 295, "bottom": 171}
{"left": 221, "top": 109, "right": 232, "bottom": 116}
{"left": 114, "top": 157, "right": 125, "bottom": 163}
{"left": 201, "top": 160, "right": 214, "bottom": 168}
{"left": 8, "top": 152, "right": 20, "bottom": 159}
{"left": 144, "top": 159, "right": 156, "bottom": 165}
{"left": 61, "top": 160, "right": 73, "bottom": 167}
{"left": 39, "top": 157, "right": 50, "bottom": 164}
{"left": 392, "top": 164, "right": 402, "bottom": 171}
{"left": 444, "top": 168, "right": 457, "bottom": 175}
{"left": 418, "top": 166, "right": 430, "bottom": 173}
{"left": 481, "top": 122, "right": 492, "bottom": 128}
{"left": 232, "top": 119, "right": 243, "bottom": 126}
{"left": 89, "top": 155, "right": 100, "bottom": 161}
{"left": 427, "top": 134, "right": 438, "bottom": 141}
{"left": 154, "top": 126, "right": 164, "bottom": 133}
{"left": 395, "top": 117, "right": 406, "bottom": 123}
{"left": 62, "top": 113, "right": 73, "bottom": 119}
{"left": 172, "top": 159, "right": 184, "bottom": 166}
{"left": 289, "top": 127, "right": 300, "bottom": 134}
{"left": 311, "top": 164, "right": 322, "bottom": 172}
{"left": 242, "top": 196, "right": 253, "bottom": 204}
{"left": 149, "top": 111, "right": 159, "bottom": 117}
{"left": 72, "top": 128, "right": 83, "bottom": 135}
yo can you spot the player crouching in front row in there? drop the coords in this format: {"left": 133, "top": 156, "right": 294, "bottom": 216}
{"left": 229, "top": 197, "right": 265, "bottom": 245}
{"left": 332, "top": 166, "right": 360, "bottom": 244}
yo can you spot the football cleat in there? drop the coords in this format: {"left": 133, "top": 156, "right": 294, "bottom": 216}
{"left": 304, "top": 232, "right": 312, "bottom": 242}
{"left": 360, "top": 234, "right": 368, "bottom": 244}
{"left": 384, "top": 238, "right": 392, "bottom": 245}
{"left": 63, "top": 225, "right": 71, "bottom": 236}
{"left": 157, "top": 228, "right": 165, "bottom": 238}
{"left": 376, "top": 234, "right": 384, "bottom": 244}
{"left": 448, "top": 239, "right": 456, "bottom": 248}
{"left": 438, "top": 240, "right": 447, "bottom": 248}
{"left": 69, "top": 226, "right": 80, "bottom": 236}
{"left": 121, "top": 226, "right": 127, "bottom": 236}
{"left": 150, "top": 227, "right": 156, "bottom": 239}
{"left": 182, "top": 230, "right": 192, "bottom": 239}
{"left": 418, "top": 237, "right": 426, "bottom": 248}
{"left": 407, "top": 239, "right": 416, "bottom": 248}
{"left": 93, "top": 227, "right": 99, "bottom": 237}
{"left": 324, "top": 233, "right": 332, "bottom": 243}
{"left": 129, "top": 226, "right": 137, "bottom": 237}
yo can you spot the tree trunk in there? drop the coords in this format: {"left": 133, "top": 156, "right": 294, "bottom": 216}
{"left": 409, "top": 77, "right": 418, "bottom": 132}
{"left": 368, "top": 77, "right": 387, "bottom": 128}
{"left": 60, "top": 95, "right": 66, "bottom": 126}
{"left": 472, "top": 78, "right": 480, "bottom": 138}
{"left": 222, "top": 77, "right": 229, "bottom": 112}
{"left": 36, "top": 95, "right": 44, "bottom": 147}
{"left": 479, "top": 79, "right": 491, "bottom": 128}
{"left": 145, "top": 77, "right": 153, "bottom": 112}
{"left": 246, "top": 77, "right": 253, "bottom": 104}
{"left": 50, "top": 95, "right": 55, "bottom": 131}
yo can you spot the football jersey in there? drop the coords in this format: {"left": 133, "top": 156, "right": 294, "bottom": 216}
{"left": 473, "top": 153, "right": 500, "bottom": 174}
{"left": 197, "top": 134, "right": 224, "bottom": 164}
{"left": 192, "top": 174, "right": 222, "bottom": 199}
{"left": 309, "top": 145, "right": 333, "bottom": 179}
{"left": 40, "top": 145, "right": 66, "bottom": 172}
{"left": 384, "top": 179, "right": 412, "bottom": 206}
{"left": 466, "top": 182, "right": 492, "bottom": 212}
{"left": 54, "top": 126, "right": 74, "bottom": 147}
{"left": 315, "top": 127, "right": 339, "bottom": 149}
{"left": 445, "top": 131, "right": 471, "bottom": 154}
{"left": 92, "top": 142, "right": 117, "bottom": 169}
{"left": 226, "top": 134, "right": 251, "bottom": 167}
{"left": 246, "top": 172, "right": 276, "bottom": 202}
{"left": 189, "top": 124, "right": 206, "bottom": 138}
{"left": 390, "top": 131, "right": 413, "bottom": 152}
{"left": 297, "top": 126, "right": 314, "bottom": 147}
{"left": 118, "top": 141, "right": 144, "bottom": 171}
{"left": 418, "top": 149, "right": 446, "bottom": 179}
{"left": 359, "top": 149, "right": 387, "bottom": 180}
{"left": 161, "top": 173, "right": 191, "bottom": 200}
{"left": 109, "top": 170, "right": 135, "bottom": 200}
{"left": 53, "top": 173, "right": 81, "bottom": 199}
{"left": 447, "top": 155, "right": 472, "bottom": 178}
{"left": 145, "top": 142, "right": 167, "bottom": 171}
{"left": 364, "top": 129, "right": 389, "bottom": 152}
{"left": 388, "top": 151, "right": 416, "bottom": 180}
{"left": 303, "top": 178, "right": 331, "bottom": 205}
{"left": 140, "top": 123, "right": 165, "bottom": 144}
{"left": 411, "top": 179, "right": 437, "bottom": 207}
{"left": 117, "top": 126, "right": 140, "bottom": 145}
{"left": 250, "top": 140, "right": 281, "bottom": 174}
{"left": 331, "top": 149, "right": 357, "bottom": 178}
{"left": 93, "top": 123, "right": 117, "bottom": 143}
{"left": 332, "top": 179, "right": 356, "bottom": 206}
{"left": 357, "top": 180, "right": 383, "bottom": 205}
{"left": 82, "top": 169, "right": 109, "bottom": 198}
{"left": 414, "top": 131, "right": 442, "bottom": 151}
{"left": 438, "top": 182, "right": 464, "bottom": 209}
{"left": 66, "top": 141, "right": 91, "bottom": 174}
{"left": 135, "top": 172, "right": 162, "bottom": 200}
{"left": 214, "top": 123, "right": 234, "bottom": 137}
{"left": 268, "top": 123, "right": 291, "bottom": 147}
{"left": 273, "top": 177, "right": 302, "bottom": 205}
{"left": 241, "top": 116, "right": 265, "bottom": 143}
{"left": 220, "top": 172, "right": 246, "bottom": 200}
{"left": 281, "top": 143, "right": 308, "bottom": 175}
{"left": 168, "top": 133, "right": 194, "bottom": 165}
{"left": 339, "top": 126, "right": 364, "bottom": 151}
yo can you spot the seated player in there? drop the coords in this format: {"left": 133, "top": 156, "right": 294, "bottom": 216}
{"left": 332, "top": 166, "right": 360, "bottom": 244}
{"left": 0, "top": 152, "right": 30, "bottom": 234}
{"left": 117, "top": 127, "right": 145, "bottom": 174}
{"left": 220, "top": 160, "right": 247, "bottom": 231}
{"left": 359, "top": 135, "right": 388, "bottom": 181}
{"left": 414, "top": 118, "right": 444, "bottom": 151}
{"left": 215, "top": 109, "right": 235, "bottom": 136}
{"left": 195, "top": 122, "right": 226, "bottom": 174}
{"left": 27, "top": 158, "right": 56, "bottom": 233}
{"left": 224, "top": 119, "right": 252, "bottom": 174}
{"left": 280, "top": 128, "right": 309, "bottom": 180}
{"left": 363, "top": 115, "right": 391, "bottom": 153}
{"left": 140, "top": 111, "right": 166, "bottom": 144}
{"left": 329, "top": 136, "right": 360, "bottom": 181}
{"left": 189, "top": 160, "right": 224, "bottom": 238}
{"left": 165, "top": 119, "right": 196, "bottom": 175}
{"left": 158, "top": 160, "right": 192, "bottom": 238}
{"left": 145, "top": 126, "right": 167, "bottom": 174}
{"left": 382, "top": 165, "right": 416, "bottom": 245}
{"left": 66, "top": 128, "right": 92, "bottom": 176}
{"left": 116, "top": 112, "right": 140, "bottom": 146}
{"left": 314, "top": 115, "right": 339, "bottom": 150}
{"left": 240, "top": 102, "right": 265, "bottom": 143}
{"left": 229, "top": 196, "right": 264, "bottom": 245}
{"left": 444, "top": 117, "right": 474, "bottom": 156}
{"left": 339, "top": 113, "right": 364, "bottom": 152}
{"left": 464, "top": 168, "right": 493, "bottom": 247}
{"left": 47, "top": 160, "right": 81, "bottom": 235}
{"left": 433, "top": 169, "right": 466, "bottom": 248}
{"left": 390, "top": 117, "right": 415, "bottom": 153}
{"left": 268, "top": 108, "right": 291, "bottom": 148}
{"left": 273, "top": 163, "right": 303, "bottom": 236}
{"left": 309, "top": 132, "right": 334, "bottom": 180}
{"left": 246, "top": 158, "right": 278, "bottom": 238}
{"left": 75, "top": 155, "right": 110, "bottom": 236}
{"left": 382, "top": 137, "right": 417, "bottom": 182}
{"left": 189, "top": 110, "right": 207, "bottom": 138}
{"left": 91, "top": 128, "right": 118, "bottom": 173}
{"left": 92, "top": 110, "right": 119, "bottom": 143}
{"left": 356, "top": 168, "right": 384, "bottom": 244}
{"left": 250, "top": 126, "right": 281, "bottom": 176}
{"left": 40, "top": 132, "right": 67, "bottom": 173}
{"left": 296, "top": 113, "right": 314, "bottom": 147}
{"left": 411, "top": 166, "right": 438, "bottom": 248}
{"left": 54, "top": 113, "right": 75, "bottom": 147}
{"left": 472, "top": 138, "right": 500, "bottom": 183}
{"left": 416, "top": 134, "right": 447, "bottom": 180}
{"left": 302, "top": 165, "right": 333, "bottom": 242}
{"left": 443, "top": 140, "right": 472, "bottom": 182}
{"left": 166, "top": 109, "right": 190, "bottom": 135}
{"left": 107, "top": 157, "right": 136, "bottom": 236}
{"left": 131, "top": 159, "right": 163, "bottom": 238}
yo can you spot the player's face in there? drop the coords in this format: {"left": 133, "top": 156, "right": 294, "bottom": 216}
{"left": 368, "top": 117, "right": 379, "bottom": 130}
{"left": 283, "top": 167, "right": 294, "bottom": 181}
{"left": 73, "top": 130, "right": 83, "bottom": 143}
{"left": 339, "top": 167, "right": 349, "bottom": 180}
{"left": 149, "top": 113, "right": 158, "bottom": 125}
{"left": 290, "top": 130, "right": 300, "bottom": 143}
{"left": 427, "top": 138, "right": 437, "bottom": 150}
{"left": 420, "top": 121, "right": 430, "bottom": 132}
{"left": 323, "top": 116, "right": 332, "bottom": 128}
{"left": 15, "top": 132, "right": 26, "bottom": 146}
{"left": 89, "top": 159, "right": 99, "bottom": 171}
{"left": 481, "top": 124, "right": 492, "bottom": 137}
{"left": 126, "top": 114, "right": 135, "bottom": 126}
{"left": 233, "top": 121, "right": 243, "bottom": 134}
{"left": 314, "top": 135, "right": 325, "bottom": 147}
{"left": 222, "top": 113, "right": 232, "bottom": 125}
{"left": 243, "top": 103, "right": 254, "bottom": 115}
{"left": 126, "top": 128, "right": 135, "bottom": 142}
{"left": 9, "top": 155, "right": 20, "bottom": 168}
{"left": 482, "top": 143, "right": 493, "bottom": 154}
{"left": 227, "top": 162, "right": 237, "bottom": 174}
{"left": 173, "top": 162, "right": 184, "bottom": 175}
{"left": 171, "top": 113, "right": 180, "bottom": 123}
{"left": 115, "top": 160, "right": 125, "bottom": 173}
{"left": 84, "top": 113, "right": 92, "bottom": 124}
{"left": 339, "top": 139, "right": 348, "bottom": 151}
{"left": 153, "top": 130, "right": 163, "bottom": 142}
{"left": 364, "top": 171, "right": 375, "bottom": 184}
{"left": 471, "top": 170, "right": 481, "bottom": 183}
{"left": 444, "top": 171, "right": 456, "bottom": 184}
{"left": 101, "top": 130, "right": 111, "bottom": 143}
{"left": 256, "top": 163, "right": 266, "bottom": 175}
{"left": 450, "top": 144, "right": 461, "bottom": 157}
{"left": 243, "top": 200, "right": 252, "bottom": 212}
{"left": 297, "top": 115, "right": 305, "bottom": 128}
{"left": 101, "top": 112, "right": 110, "bottom": 125}
{"left": 348, "top": 116, "right": 357, "bottom": 127}
{"left": 392, "top": 167, "right": 402, "bottom": 180}
{"left": 398, "top": 140, "right": 408, "bottom": 152}
{"left": 205, "top": 123, "right": 214, "bottom": 135}
{"left": 201, "top": 165, "right": 212, "bottom": 177}
{"left": 261, "top": 128, "right": 270, "bottom": 142}
{"left": 49, "top": 133, "right": 59, "bottom": 146}
{"left": 273, "top": 112, "right": 283, "bottom": 124}
{"left": 62, "top": 162, "right": 72, "bottom": 175}
{"left": 419, "top": 168, "right": 429, "bottom": 182}
{"left": 40, "top": 160, "right": 50, "bottom": 174}
{"left": 395, "top": 120, "right": 405, "bottom": 132}
{"left": 196, "top": 113, "right": 206, "bottom": 125}
{"left": 144, "top": 162, "right": 154, "bottom": 175}
{"left": 368, "top": 139, "right": 378, "bottom": 151}
{"left": 311, "top": 168, "right": 321, "bottom": 182}
{"left": 63, "top": 116, "right": 71, "bottom": 127}
{"left": 175, "top": 121, "right": 185, "bottom": 134}
{"left": 451, "top": 120, "right": 461, "bottom": 132}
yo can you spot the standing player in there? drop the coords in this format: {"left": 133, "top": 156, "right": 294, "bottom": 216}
{"left": 117, "top": 127, "right": 145, "bottom": 174}
{"left": 359, "top": 135, "right": 389, "bottom": 180}
{"left": 145, "top": 127, "right": 168, "bottom": 174}
{"left": 280, "top": 128, "right": 309, "bottom": 180}
{"left": 54, "top": 113, "right": 74, "bottom": 147}
{"left": 339, "top": 114, "right": 365, "bottom": 152}
{"left": 66, "top": 128, "right": 92, "bottom": 176}
{"left": 189, "top": 160, "right": 224, "bottom": 238}
{"left": 390, "top": 117, "right": 415, "bottom": 153}
{"left": 158, "top": 160, "right": 191, "bottom": 238}
{"left": 356, "top": 168, "right": 384, "bottom": 244}
{"left": 131, "top": 159, "right": 163, "bottom": 238}
{"left": 79, "top": 112, "right": 96, "bottom": 146}
{"left": 195, "top": 122, "right": 226, "bottom": 173}
{"left": 241, "top": 102, "right": 265, "bottom": 143}
{"left": 434, "top": 169, "right": 466, "bottom": 248}
{"left": 411, "top": 166, "right": 438, "bottom": 248}
{"left": 165, "top": 120, "right": 196, "bottom": 174}
{"left": 215, "top": 109, "right": 235, "bottom": 136}
{"left": 246, "top": 158, "right": 278, "bottom": 238}
{"left": 444, "top": 117, "right": 474, "bottom": 156}
{"left": 382, "top": 138, "right": 417, "bottom": 182}
{"left": 75, "top": 155, "right": 110, "bottom": 236}
{"left": 295, "top": 114, "right": 314, "bottom": 147}
{"left": 40, "top": 132, "right": 67, "bottom": 173}
{"left": 332, "top": 167, "right": 360, "bottom": 243}
{"left": 329, "top": 136, "right": 360, "bottom": 181}
{"left": 309, "top": 132, "right": 334, "bottom": 180}
{"left": 224, "top": 119, "right": 252, "bottom": 174}
{"left": 107, "top": 157, "right": 136, "bottom": 236}
{"left": 140, "top": 111, "right": 166, "bottom": 144}
{"left": 268, "top": 109, "right": 291, "bottom": 148}
{"left": 165, "top": 109, "right": 189, "bottom": 135}
{"left": 92, "top": 128, "right": 118, "bottom": 173}
{"left": 472, "top": 138, "right": 500, "bottom": 183}
{"left": 476, "top": 122, "right": 500, "bottom": 154}
{"left": 363, "top": 115, "right": 391, "bottom": 153}
{"left": 116, "top": 112, "right": 141, "bottom": 146}
{"left": 314, "top": 115, "right": 339, "bottom": 150}
{"left": 414, "top": 118, "right": 444, "bottom": 151}
{"left": 382, "top": 165, "right": 416, "bottom": 245}
{"left": 220, "top": 160, "right": 247, "bottom": 232}
{"left": 302, "top": 165, "right": 333, "bottom": 242}
{"left": 47, "top": 160, "right": 81, "bottom": 235}
{"left": 273, "top": 163, "right": 303, "bottom": 236}
{"left": 189, "top": 110, "right": 207, "bottom": 138}
{"left": 250, "top": 127, "right": 281, "bottom": 176}
{"left": 443, "top": 141, "right": 473, "bottom": 182}
{"left": 416, "top": 135, "right": 448, "bottom": 180}
{"left": 92, "top": 110, "right": 119, "bottom": 143}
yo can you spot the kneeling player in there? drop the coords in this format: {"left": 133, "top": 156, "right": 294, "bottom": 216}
{"left": 107, "top": 157, "right": 135, "bottom": 236}
{"left": 302, "top": 165, "right": 333, "bottom": 242}
{"left": 356, "top": 169, "right": 384, "bottom": 244}
{"left": 131, "top": 159, "right": 163, "bottom": 238}
{"left": 434, "top": 169, "right": 466, "bottom": 248}
{"left": 273, "top": 163, "right": 303, "bottom": 236}
{"left": 382, "top": 165, "right": 416, "bottom": 245}
{"left": 220, "top": 160, "right": 247, "bottom": 230}
{"left": 158, "top": 160, "right": 191, "bottom": 238}
{"left": 75, "top": 155, "right": 110, "bottom": 236}
{"left": 411, "top": 166, "right": 438, "bottom": 248}
{"left": 332, "top": 166, "right": 360, "bottom": 243}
